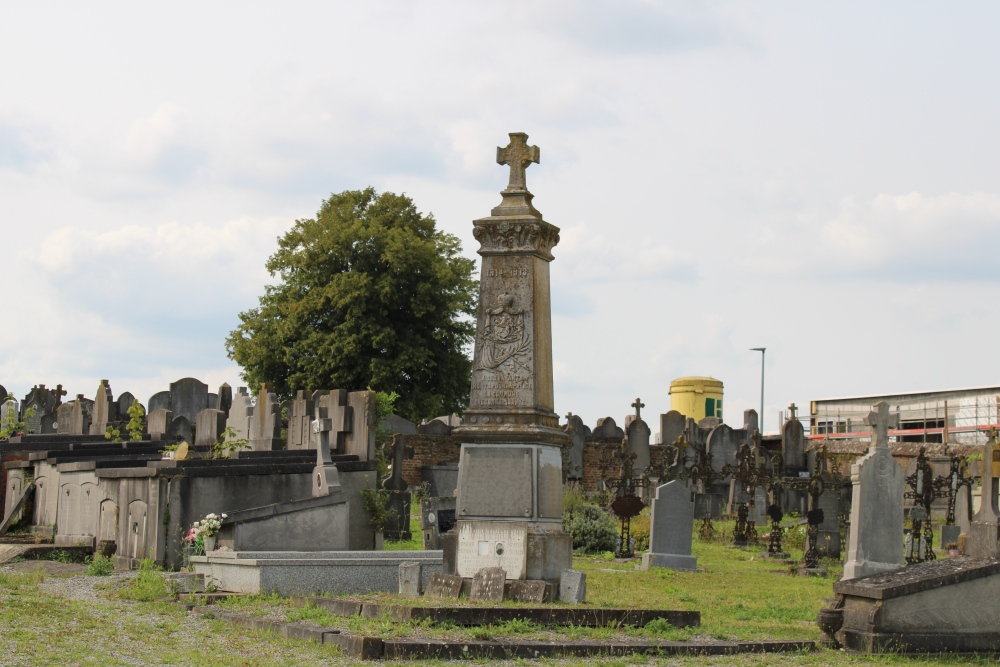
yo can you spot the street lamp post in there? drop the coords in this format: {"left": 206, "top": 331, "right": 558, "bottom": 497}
{"left": 750, "top": 348, "right": 766, "bottom": 433}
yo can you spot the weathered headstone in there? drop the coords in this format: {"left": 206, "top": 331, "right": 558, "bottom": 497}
{"left": 168, "top": 415, "right": 192, "bottom": 444}
{"left": 559, "top": 569, "right": 586, "bottom": 603}
{"left": 64, "top": 395, "right": 94, "bottom": 435}
{"left": 225, "top": 387, "right": 253, "bottom": 442}
{"left": 563, "top": 413, "right": 589, "bottom": 480}
{"left": 383, "top": 436, "right": 414, "bottom": 539}
{"left": 398, "top": 561, "right": 423, "bottom": 597}
{"left": 424, "top": 573, "right": 462, "bottom": 599}
{"left": 216, "top": 383, "right": 233, "bottom": 417}
{"left": 310, "top": 410, "right": 342, "bottom": 497}
{"left": 116, "top": 392, "right": 138, "bottom": 420}
{"left": 967, "top": 433, "right": 1000, "bottom": 559}
{"left": 660, "top": 410, "right": 686, "bottom": 448}
{"left": 169, "top": 378, "right": 209, "bottom": 424}
{"left": 194, "top": 409, "right": 227, "bottom": 448}
{"left": 287, "top": 390, "right": 316, "bottom": 450}
{"left": 783, "top": 403, "right": 805, "bottom": 470}
{"left": 842, "top": 401, "right": 905, "bottom": 580}
{"left": 316, "top": 389, "right": 352, "bottom": 454}
{"left": 509, "top": 579, "right": 547, "bottom": 603}
{"left": 626, "top": 398, "right": 651, "bottom": 477}
{"left": 89, "top": 380, "right": 115, "bottom": 436}
{"left": 147, "top": 408, "right": 173, "bottom": 440}
{"left": 382, "top": 414, "right": 417, "bottom": 436}
{"left": 148, "top": 391, "right": 171, "bottom": 414}
{"left": 592, "top": 416, "right": 624, "bottom": 440}
{"left": 345, "top": 390, "right": 376, "bottom": 461}
{"left": 817, "top": 488, "right": 841, "bottom": 557}
{"left": 470, "top": 566, "right": 506, "bottom": 602}
{"left": 249, "top": 384, "right": 282, "bottom": 451}
{"left": 641, "top": 480, "right": 697, "bottom": 571}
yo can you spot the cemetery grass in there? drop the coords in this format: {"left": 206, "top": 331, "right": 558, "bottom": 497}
{"left": 1, "top": 559, "right": 994, "bottom": 666}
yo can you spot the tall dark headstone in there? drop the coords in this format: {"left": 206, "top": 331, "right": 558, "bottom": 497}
{"left": 169, "top": 378, "right": 209, "bottom": 423}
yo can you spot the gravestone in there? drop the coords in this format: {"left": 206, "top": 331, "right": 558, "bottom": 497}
{"left": 967, "top": 434, "right": 1000, "bottom": 559}
{"left": 641, "top": 480, "right": 697, "bottom": 571}
{"left": 382, "top": 414, "right": 417, "bottom": 436}
{"left": 626, "top": 398, "right": 651, "bottom": 477}
{"left": 398, "top": 561, "right": 423, "bottom": 597}
{"left": 842, "top": 402, "right": 905, "bottom": 581}
{"left": 470, "top": 566, "right": 506, "bottom": 602}
{"left": 417, "top": 419, "right": 451, "bottom": 436}
{"left": 447, "top": 132, "right": 572, "bottom": 586}
{"left": 20, "top": 384, "right": 64, "bottom": 434}
{"left": 287, "top": 390, "right": 316, "bottom": 450}
{"left": 592, "top": 416, "right": 624, "bottom": 440}
{"left": 216, "top": 383, "right": 233, "bottom": 417}
{"left": 147, "top": 409, "right": 173, "bottom": 440}
{"left": 422, "top": 463, "right": 459, "bottom": 498}
{"left": 249, "top": 384, "right": 282, "bottom": 451}
{"left": 783, "top": 403, "right": 806, "bottom": 470}
{"left": 116, "top": 392, "right": 137, "bottom": 419}
{"left": 509, "top": 579, "right": 547, "bottom": 603}
{"left": 706, "top": 424, "right": 738, "bottom": 475}
{"left": 694, "top": 492, "right": 723, "bottom": 520}
{"left": 559, "top": 569, "right": 586, "bottom": 603}
{"left": 424, "top": 573, "right": 462, "bottom": 599}
{"left": 311, "top": 408, "right": 343, "bottom": 497}
{"left": 817, "top": 488, "right": 841, "bottom": 557}
{"left": 148, "top": 391, "right": 171, "bottom": 414}
{"left": 0, "top": 384, "right": 6, "bottom": 401}
{"left": 345, "top": 390, "right": 376, "bottom": 461}
{"left": 169, "top": 378, "right": 209, "bottom": 423}
{"left": 660, "top": 410, "right": 686, "bottom": 448}
{"left": 89, "top": 380, "right": 115, "bottom": 436}
{"left": 382, "top": 436, "right": 414, "bottom": 540}
{"left": 563, "top": 413, "right": 589, "bottom": 480}
{"left": 225, "top": 388, "right": 253, "bottom": 442}
{"left": 743, "top": 409, "right": 759, "bottom": 440}
{"left": 316, "top": 390, "right": 352, "bottom": 454}
{"left": 63, "top": 395, "right": 94, "bottom": 435}
{"left": 421, "top": 495, "right": 457, "bottom": 549}
{"left": 169, "top": 415, "right": 192, "bottom": 444}
{"left": 194, "top": 409, "right": 227, "bottom": 448}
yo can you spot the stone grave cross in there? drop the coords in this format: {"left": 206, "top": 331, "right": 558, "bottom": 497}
{"left": 496, "top": 132, "right": 539, "bottom": 191}
{"left": 631, "top": 397, "right": 645, "bottom": 420}
{"left": 787, "top": 403, "right": 798, "bottom": 420}
{"left": 383, "top": 436, "right": 415, "bottom": 492}
{"left": 864, "top": 401, "right": 897, "bottom": 452}
{"left": 311, "top": 414, "right": 340, "bottom": 497}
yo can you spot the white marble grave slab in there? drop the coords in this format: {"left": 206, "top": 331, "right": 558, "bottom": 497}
{"left": 456, "top": 520, "right": 528, "bottom": 579}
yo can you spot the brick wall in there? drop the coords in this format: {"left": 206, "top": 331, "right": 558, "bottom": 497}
{"left": 397, "top": 434, "right": 463, "bottom": 489}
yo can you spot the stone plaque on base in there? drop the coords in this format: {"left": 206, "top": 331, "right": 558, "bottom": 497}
{"left": 458, "top": 447, "right": 533, "bottom": 518}
{"left": 456, "top": 520, "right": 528, "bottom": 579}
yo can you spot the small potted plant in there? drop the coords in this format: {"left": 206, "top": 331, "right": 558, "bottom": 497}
{"left": 189, "top": 513, "right": 227, "bottom": 554}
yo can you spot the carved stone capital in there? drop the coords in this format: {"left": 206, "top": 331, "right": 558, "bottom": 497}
{"left": 472, "top": 218, "right": 561, "bottom": 260}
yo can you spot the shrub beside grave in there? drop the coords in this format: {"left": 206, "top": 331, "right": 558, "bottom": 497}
{"left": 563, "top": 503, "right": 618, "bottom": 553}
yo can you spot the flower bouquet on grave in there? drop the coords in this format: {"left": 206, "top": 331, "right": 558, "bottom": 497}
{"left": 187, "top": 513, "right": 227, "bottom": 555}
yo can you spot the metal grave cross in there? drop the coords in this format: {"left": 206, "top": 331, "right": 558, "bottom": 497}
{"left": 864, "top": 401, "right": 897, "bottom": 451}
{"left": 496, "top": 132, "right": 539, "bottom": 191}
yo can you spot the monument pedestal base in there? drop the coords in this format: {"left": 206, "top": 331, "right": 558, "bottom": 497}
{"left": 441, "top": 523, "right": 572, "bottom": 583}
{"left": 641, "top": 552, "right": 697, "bottom": 572}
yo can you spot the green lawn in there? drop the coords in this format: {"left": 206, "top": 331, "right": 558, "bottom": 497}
{"left": 0, "top": 515, "right": 990, "bottom": 666}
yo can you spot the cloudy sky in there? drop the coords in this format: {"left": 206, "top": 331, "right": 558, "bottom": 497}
{"left": 2, "top": 2, "right": 999, "bottom": 434}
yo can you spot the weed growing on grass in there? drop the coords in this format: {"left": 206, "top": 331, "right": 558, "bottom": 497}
{"left": 640, "top": 617, "right": 695, "bottom": 641}
{"left": 0, "top": 567, "right": 45, "bottom": 591}
{"left": 48, "top": 549, "right": 88, "bottom": 564}
{"left": 286, "top": 603, "right": 340, "bottom": 626}
{"left": 116, "top": 558, "right": 169, "bottom": 601}
{"left": 85, "top": 554, "right": 114, "bottom": 576}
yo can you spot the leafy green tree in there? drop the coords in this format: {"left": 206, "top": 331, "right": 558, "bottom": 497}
{"left": 226, "top": 188, "right": 477, "bottom": 422}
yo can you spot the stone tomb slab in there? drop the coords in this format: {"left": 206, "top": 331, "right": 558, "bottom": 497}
{"left": 508, "top": 579, "right": 547, "bottom": 603}
{"left": 470, "top": 566, "right": 506, "bottom": 602}
{"left": 834, "top": 557, "right": 1000, "bottom": 653}
{"left": 456, "top": 520, "right": 528, "bottom": 579}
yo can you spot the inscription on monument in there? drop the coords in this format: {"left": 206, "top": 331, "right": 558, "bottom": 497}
{"left": 456, "top": 521, "right": 528, "bottom": 579}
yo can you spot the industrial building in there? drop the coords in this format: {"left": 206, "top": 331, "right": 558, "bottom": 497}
{"left": 810, "top": 385, "right": 1000, "bottom": 445}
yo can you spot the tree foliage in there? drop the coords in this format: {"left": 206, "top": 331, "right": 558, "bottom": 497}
{"left": 226, "top": 188, "right": 477, "bottom": 422}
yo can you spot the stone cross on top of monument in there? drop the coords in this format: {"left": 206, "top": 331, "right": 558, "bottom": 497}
{"left": 864, "top": 401, "right": 897, "bottom": 451}
{"left": 631, "top": 398, "right": 645, "bottom": 420}
{"left": 497, "top": 132, "right": 539, "bottom": 192}
{"left": 787, "top": 403, "right": 798, "bottom": 420}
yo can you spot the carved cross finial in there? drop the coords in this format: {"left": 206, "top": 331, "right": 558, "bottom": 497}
{"left": 787, "top": 403, "right": 797, "bottom": 420}
{"left": 631, "top": 398, "right": 645, "bottom": 420}
{"left": 864, "top": 401, "right": 897, "bottom": 451}
{"left": 497, "top": 132, "right": 539, "bottom": 192}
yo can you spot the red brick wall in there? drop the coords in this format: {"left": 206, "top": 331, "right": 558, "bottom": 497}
{"left": 397, "top": 434, "right": 463, "bottom": 489}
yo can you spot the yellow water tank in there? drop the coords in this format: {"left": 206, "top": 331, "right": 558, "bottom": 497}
{"left": 669, "top": 376, "right": 724, "bottom": 422}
